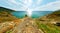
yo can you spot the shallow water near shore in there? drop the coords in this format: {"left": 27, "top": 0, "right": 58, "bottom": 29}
{"left": 11, "top": 11, "right": 54, "bottom": 18}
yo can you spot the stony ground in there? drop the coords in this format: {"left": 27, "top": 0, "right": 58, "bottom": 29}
{"left": 11, "top": 17, "right": 43, "bottom": 33}
{"left": 0, "top": 17, "right": 44, "bottom": 33}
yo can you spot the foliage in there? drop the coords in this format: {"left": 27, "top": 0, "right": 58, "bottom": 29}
{"left": 36, "top": 22, "right": 60, "bottom": 33}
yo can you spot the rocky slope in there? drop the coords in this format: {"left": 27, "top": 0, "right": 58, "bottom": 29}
{"left": 35, "top": 10, "right": 60, "bottom": 33}
{"left": 36, "top": 10, "right": 60, "bottom": 23}
{"left": 0, "top": 7, "right": 18, "bottom": 22}
{"left": 0, "top": 7, "right": 22, "bottom": 33}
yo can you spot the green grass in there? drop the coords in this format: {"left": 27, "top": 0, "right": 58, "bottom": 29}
{"left": 6, "top": 29, "right": 13, "bottom": 33}
{"left": 36, "top": 22, "right": 60, "bottom": 33}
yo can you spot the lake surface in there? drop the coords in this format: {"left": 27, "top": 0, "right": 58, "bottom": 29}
{"left": 11, "top": 11, "right": 54, "bottom": 18}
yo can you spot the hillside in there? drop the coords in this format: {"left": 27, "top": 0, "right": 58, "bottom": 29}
{"left": 35, "top": 10, "right": 60, "bottom": 33}
{"left": 46, "top": 10, "right": 60, "bottom": 21}
{"left": 36, "top": 10, "right": 60, "bottom": 22}
{"left": 0, "top": 7, "right": 18, "bottom": 22}
{"left": 0, "top": 7, "right": 15, "bottom": 12}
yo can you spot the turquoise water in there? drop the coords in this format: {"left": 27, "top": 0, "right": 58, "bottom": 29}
{"left": 11, "top": 11, "right": 26, "bottom": 18}
{"left": 11, "top": 11, "right": 54, "bottom": 18}
{"left": 32, "top": 11, "right": 53, "bottom": 18}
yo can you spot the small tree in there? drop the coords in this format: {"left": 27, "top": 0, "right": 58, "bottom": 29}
{"left": 24, "top": 14, "right": 28, "bottom": 17}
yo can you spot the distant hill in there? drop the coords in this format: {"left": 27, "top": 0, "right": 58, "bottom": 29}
{"left": 0, "top": 7, "right": 18, "bottom": 22}
{"left": 0, "top": 7, "right": 15, "bottom": 12}
{"left": 46, "top": 10, "right": 60, "bottom": 21}
{"left": 36, "top": 10, "right": 60, "bottom": 22}
{"left": 46, "top": 10, "right": 60, "bottom": 19}
{"left": 52, "top": 10, "right": 60, "bottom": 14}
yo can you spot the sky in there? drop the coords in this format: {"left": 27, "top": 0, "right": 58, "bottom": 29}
{"left": 0, "top": 0, "right": 60, "bottom": 11}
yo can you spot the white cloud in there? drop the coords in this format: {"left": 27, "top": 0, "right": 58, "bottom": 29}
{"left": 34, "top": 1, "right": 60, "bottom": 11}
{"left": 7, "top": 0, "right": 17, "bottom": 5}
{"left": 7, "top": 0, "right": 33, "bottom": 11}
{"left": 7, "top": 0, "right": 28, "bottom": 11}
{"left": 23, "top": 0, "right": 32, "bottom": 7}
{"left": 36, "top": 0, "right": 42, "bottom": 5}
{"left": 7, "top": 0, "right": 26, "bottom": 7}
{"left": 5, "top": 0, "right": 60, "bottom": 11}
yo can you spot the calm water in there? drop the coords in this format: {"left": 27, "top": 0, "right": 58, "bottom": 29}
{"left": 11, "top": 11, "right": 54, "bottom": 18}
{"left": 11, "top": 11, "right": 26, "bottom": 18}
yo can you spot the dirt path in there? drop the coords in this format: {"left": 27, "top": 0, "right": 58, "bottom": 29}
{"left": 11, "top": 18, "right": 44, "bottom": 33}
